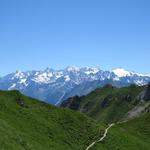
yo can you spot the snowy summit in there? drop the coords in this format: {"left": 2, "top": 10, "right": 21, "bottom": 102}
{"left": 112, "top": 68, "right": 131, "bottom": 77}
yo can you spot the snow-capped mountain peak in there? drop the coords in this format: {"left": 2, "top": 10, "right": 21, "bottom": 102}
{"left": 66, "top": 66, "right": 80, "bottom": 72}
{"left": 14, "top": 70, "right": 25, "bottom": 79}
{"left": 83, "top": 67, "right": 100, "bottom": 75}
{"left": 112, "top": 68, "right": 150, "bottom": 78}
{"left": 32, "top": 72, "right": 52, "bottom": 84}
{"left": 112, "top": 68, "right": 131, "bottom": 77}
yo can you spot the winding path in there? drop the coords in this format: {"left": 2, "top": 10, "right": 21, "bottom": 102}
{"left": 86, "top": 123, "right": 115, "bottom": 150}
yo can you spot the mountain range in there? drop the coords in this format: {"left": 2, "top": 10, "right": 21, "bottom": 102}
{"left": 0, "top": 66, "right": 150, "bottom": 105}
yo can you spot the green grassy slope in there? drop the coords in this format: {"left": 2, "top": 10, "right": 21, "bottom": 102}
{"left": 62, "top": 84, "right": 145, "bottom": 123}
{"left": 0, "top": 90, "right": 104, "bottom": 150}
{"left": 94, "top": 113, "right": 150, "bottom": 150}
{"left": 0, "top": 88, "right": 150, "bottom": 150}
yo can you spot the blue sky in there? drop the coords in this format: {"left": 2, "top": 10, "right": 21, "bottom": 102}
{"left": 0, "top": 0, "right": 150, "bottom": 75}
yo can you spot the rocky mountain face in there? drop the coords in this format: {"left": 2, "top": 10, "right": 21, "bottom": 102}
{"left": 0, "top": 66, "right": 150, "bottom": 105}
{"left": 144, "top": 83, "right": 150, "bottom": 101}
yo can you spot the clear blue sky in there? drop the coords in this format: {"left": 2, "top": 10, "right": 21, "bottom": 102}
{"left": 0, "top": 0, "right": 150, "bottom": 75}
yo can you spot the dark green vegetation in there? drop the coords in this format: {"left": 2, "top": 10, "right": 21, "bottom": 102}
{"left": 0, "top": 90, "right": 104, "bottom": 150}
{"left": 62, "top": 84, "right": 150, "bottom": 123}
{"left": 0, "top": 84, "right": 150, "bottom": 150}
{"left": 61, "top": 84, "right": 150, "bottom": 150}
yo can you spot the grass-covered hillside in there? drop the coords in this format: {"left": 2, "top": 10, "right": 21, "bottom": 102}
{"left": 0, "top": 86, "right": 150, "bottom": 150}
{"left": 0, "top": 90, "right": 104, "bottom": 150}
{"left": 62, "top": 84, "right": 149, "bottom": 123}
{"left": 94, "top": 113, "right": 150, "bottom": 150}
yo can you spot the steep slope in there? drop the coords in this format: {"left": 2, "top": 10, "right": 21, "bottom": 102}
{"left": 62, "top": 84, "right": 150, "bottom": 123}
{"left": 0, "top": 67, "right": 150, "bottom": 105}
{"left": 94, "top": 113, "right": 150, "bottom": 150}
{"left": 0, "top": 90, "right": 103, "bottom": 150}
